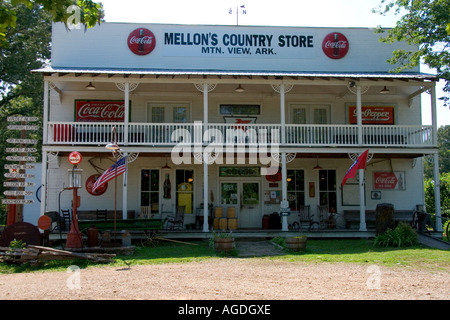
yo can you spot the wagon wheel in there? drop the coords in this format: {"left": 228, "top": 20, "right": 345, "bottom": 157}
{"left": 140, "top": 230, "right": 159, "bottom": 247}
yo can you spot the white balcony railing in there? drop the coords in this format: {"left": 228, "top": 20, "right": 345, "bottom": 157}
{"left": 47, "top": 122, "right": 435, "bottom": 147}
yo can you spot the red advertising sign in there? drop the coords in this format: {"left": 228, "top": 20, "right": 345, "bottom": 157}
{"left": 348, "top": 105, "right": 395, "bottom": 125}
{"left": 75, "top": 100, "right": 125, "bottom": 122}
{"left": 68, "top": 151, "right": 82, "bottom": 165}
{"left": 127, "top": 28, "right": 156, "bottom": 56}
{"left": 322, "top": 32, "right": 349, "bottom": 59}
{"left": 86, "top": 174, "right": 107, "bottom": 196}
{"left": 374, "top": 172, "right": 405, "bottom": 190}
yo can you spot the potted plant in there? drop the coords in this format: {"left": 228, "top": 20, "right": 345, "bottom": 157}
{"left": 211, "top": 231, "right": 235, "bottom": 252}
{"left": 285, "top": 235, "right": 307, "bottom": 251}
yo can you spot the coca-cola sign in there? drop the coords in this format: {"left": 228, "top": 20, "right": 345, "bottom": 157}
{"left": 75, "top": 100, "right": 126, "bottom": 122}
{"left": 374, "top": 172, "right": 405, "bottom": 190}
{"left": 322, "top": 32, "right": 349, "bottom": 59}
{"left": 348, "top": 105, "right": 395, "bottom": 124}
{"left": 128, "top": 28, "right": 156, "bottom": 56}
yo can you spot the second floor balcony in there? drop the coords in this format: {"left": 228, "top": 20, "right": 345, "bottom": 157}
{"left": 46, "top": 122, "right": 435, "bottom": 148}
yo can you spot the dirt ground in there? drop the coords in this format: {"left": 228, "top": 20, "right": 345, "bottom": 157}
{"left": 0, "top": 258, "right": 448, "bottom": 300}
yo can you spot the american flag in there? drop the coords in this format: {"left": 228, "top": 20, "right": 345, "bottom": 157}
{"left": 92, "top": 156, "right": 127, "bottom": 192}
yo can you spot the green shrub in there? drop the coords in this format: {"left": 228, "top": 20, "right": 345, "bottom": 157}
{"left": 374, "top": 222, "right": 418, "bottom": 247}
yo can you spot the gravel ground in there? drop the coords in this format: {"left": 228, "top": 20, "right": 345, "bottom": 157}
{"left": 0, "top": 258, "right": 448, "bottom": 300}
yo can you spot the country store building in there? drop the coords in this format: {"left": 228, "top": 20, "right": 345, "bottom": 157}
{"left": 34, "top": 22, "right": 443, "bottom": 234}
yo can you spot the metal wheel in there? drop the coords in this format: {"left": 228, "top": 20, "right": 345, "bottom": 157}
{"left": 446, "top": 221, "right": 450, "bottom": 242}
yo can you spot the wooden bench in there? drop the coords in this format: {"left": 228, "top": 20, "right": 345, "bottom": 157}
{"left": 77, "top": 218, "right": 166, "bottom": 233}
{"left": 76, "top": 210, "right": 135, "bottom": 220}
{"left": 343, "top": 210, "right": 413, "bottom": 229}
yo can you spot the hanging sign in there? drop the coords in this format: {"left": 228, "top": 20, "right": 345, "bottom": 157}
{"left": 3, "top": 181, "right": 36, "bottom": 187}
{"left": 2, "top": 199, "right": 34, "bottom": 205}
{"left": 6, "top": 138, "right": 38, "bottom": 144}
{"left": 374, "top": 172, "right": 405, "bottom": 190}
{"left": 7, "top": 125, "right": 39, "bottom": 131}
{"left": 3, "top": 190, "right": 34, "bottom": 196}
{"left": 75, "top": 100, "right": 126, "bottom": 122}
{"left": 4, "top": 164, "right": 36, "bottom": 170}
{"left": 6, "top": 156, "right": 37, "bottom": 162}
{"left": 4, "top": 173, "right": 35, "bottom": 179}
{"left": 68, "top": 151, "right": 82, "bottom": 165}
{"left": 85, "top": 174, "right": 108, "bottom": 196}
{"left": 7, "top": 116, "right": 38, "bottom": 122}
{"left": 348, "top": 105, "right": 395, "bottom": 125}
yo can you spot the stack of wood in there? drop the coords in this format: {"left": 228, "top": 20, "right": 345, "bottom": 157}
{"left": 0, "top": 245, "right": 116, "bottom": 265}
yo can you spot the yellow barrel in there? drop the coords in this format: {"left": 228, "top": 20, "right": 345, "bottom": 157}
{"left": 219, "top": 218, "right": 228, "bottom": 230}
{"left": 228, "top": 218, "right": 238, "bottom": 230}
{"left": 213, "top": 218, "right": 220, "bottom": 230}
{"left": 227, "top": 207, "right": 236, "bottom": 218}
{"left": 214, "top": 207, "right": 223, "bottom": 218}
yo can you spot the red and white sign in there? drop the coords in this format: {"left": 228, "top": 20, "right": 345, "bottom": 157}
{"left": 75, "top": 100, "right": 125, "bottom": 122}
{"left": 68, "top": 151, "right": 82, "bottom": 165}
{"left": 374, "top": 172, "right": 405, "bottom": 190}
{"left": 348, "top": 105, "right": 395, "bottom": 125}
{"left": 322, "top": 32, "right": 349, "bottom": 59}
{"left": 128, "top": 28, "right": 156, "bottom": 56}
{"left": 86, "top": 174, "right": 107, "bottom": 196}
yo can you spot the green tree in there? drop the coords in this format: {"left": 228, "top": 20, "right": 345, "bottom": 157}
{"left": 373, "top": 0, "right": 450, "bottom": 105}
{"left": 0, "top": 0, "right": 104, "bottom": 47}
{"left": 424, "top": 172, "right": 450, "bottom": 219}
{"left": 424, "top": 125, "right": 450, "bottom": 178}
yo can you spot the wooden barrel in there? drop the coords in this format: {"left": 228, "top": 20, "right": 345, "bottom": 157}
{"left": 228, "top": 218, "right": 238, "bottom": 230}
{"left": 214, "top": 207, "right": 223, "bottom": 218}
{"left": 285, "top": 236, "right": 307, "bottom": 251}
{"left": 214, "top": 237, "right": 235, "bottom": 252}
{"left": 213, "top": 218, "right": 220, "bottom": 230}
{"left": 227, "top": 207, "right": 236, "bottom": 218}
{"left": 219, "top": 218, "right": 228, "bottom": 230}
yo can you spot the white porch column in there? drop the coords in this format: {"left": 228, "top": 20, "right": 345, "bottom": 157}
{"left": 43, "top": 81, "right": 49, "bottom": 144}
{"left": 40, "top": 151, "right": 48, "bottom": 216}
{"left": 279, "top": 84, "right": 288, "bottom": 231}
{"left": 124, "top": 82, "right": 130, "bottom": 145}
{"left": 359, "top": 168, "right": 367, "bottom": 231}
{"left": 430, "top": 85, "right": 443, "bottom": 232}
{"left": 203, "top": 83, "right": 209, "bottom": 232}
{"left": 356, "top": 85, "right": 363, "bottom": 145}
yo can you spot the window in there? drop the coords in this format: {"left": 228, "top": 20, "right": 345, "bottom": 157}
{"left": 176, "top": 170, "right": 194, "bottom": 214}
{"left": 318, "top": 169, "right": 337, "bottom": 213}
{"left": 141, "top": 169, "right": 160, "bottom": 214}
{"left": 220, "top": 104, "right": 260, "bottom": 115}
{"left": 290, "top": 104, "right": 330, "bottom": 124}
{"left": 147, "top": 103, "right": 190, "bottom": 123}
{"left": 287, "top": 169, "right": 305, "bottom": 210}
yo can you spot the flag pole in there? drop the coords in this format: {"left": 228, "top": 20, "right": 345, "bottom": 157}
{"left": 359, "top": 168, "right": 367, "bottom": 231}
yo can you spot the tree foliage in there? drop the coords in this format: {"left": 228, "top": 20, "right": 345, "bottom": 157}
{"left": 0, "top": 0, "right": 104, "bottom": 47}
{"left": 424, "top": 125, "right": 450, "bottom": 178}
{"left": 424, "top": 172, "right": 450, "bottom": 217}
{"left": 373, "top": 0, "right": 450, "bottom": 105}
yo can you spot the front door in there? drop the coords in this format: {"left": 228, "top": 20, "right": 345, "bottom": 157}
{"left": 220, "top": 181, "right": 261, "bottom": 228}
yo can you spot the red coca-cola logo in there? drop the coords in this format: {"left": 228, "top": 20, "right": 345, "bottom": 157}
{"left": 86, "top": 174, "right": 107, "bottom": 196}
{"left": 322, "top": 32, "right": 349, "bottom": 59}
{"left": 75, "top": 100, "right": 125, "bottom": 122}
{"left": 374, "top": 172, "right": 398, "bottom": 189}
{"left": 127, "top": 28, "right": 156, "bottom": 56}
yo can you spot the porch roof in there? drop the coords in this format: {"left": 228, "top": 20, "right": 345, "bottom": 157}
{"left": 34, "top": 66, "right": 438, "bottom": 83}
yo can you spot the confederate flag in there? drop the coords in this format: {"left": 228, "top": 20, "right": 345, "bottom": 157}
{"left": 341, "top": 149, "right": 369, "bottom": 187}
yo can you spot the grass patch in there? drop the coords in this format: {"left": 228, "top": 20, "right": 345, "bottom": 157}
{"left": 272, "top": 239, "right": 450, "bottom": 270}
{"left": 1, "top": 239, "right": 449, "bottom": 273}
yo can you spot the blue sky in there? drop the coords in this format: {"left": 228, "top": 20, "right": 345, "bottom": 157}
{"left": 98, "top": 0, "right": 449, "bottom": 127}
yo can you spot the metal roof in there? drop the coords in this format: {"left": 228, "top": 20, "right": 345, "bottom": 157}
{"left": 34, "top": 66, "right": 438, "bottom": 81}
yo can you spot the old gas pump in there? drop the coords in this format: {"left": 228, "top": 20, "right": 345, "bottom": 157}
{"left": 65, "top": 152, "right": 83, "bottom": 249}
